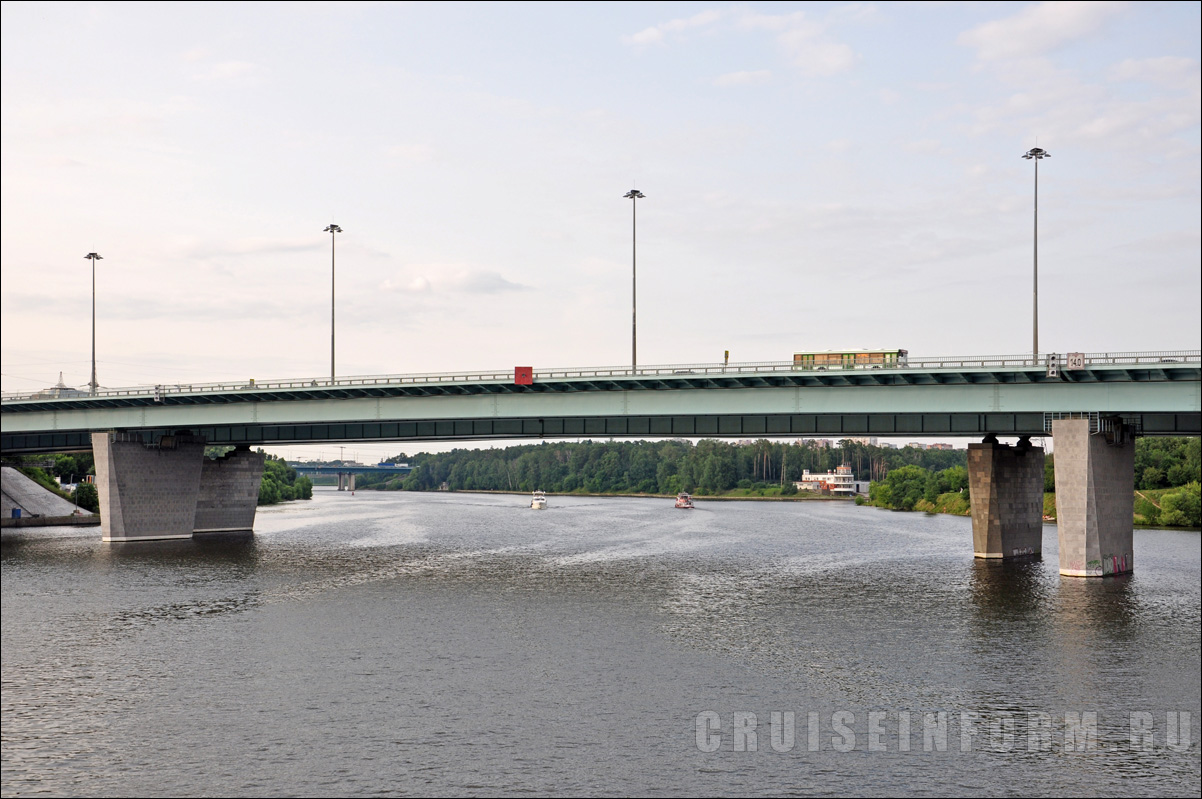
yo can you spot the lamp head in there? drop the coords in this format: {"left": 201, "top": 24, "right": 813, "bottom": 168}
{"left": 623, "top": 189, "right": 645, "bottom": 200}
{"left": 324, "top": 224, "right": 342, "bottom": 234}
{"left": 1022, "top": 147, "right": 1049, "bottom": 160}
{"left": 84, "top": 252, "right": 103, "bottom": 261}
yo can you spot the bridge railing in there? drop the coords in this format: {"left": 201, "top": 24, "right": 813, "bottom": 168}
{"left": 3, "top": 350, "right": 1198, "bottom": 403}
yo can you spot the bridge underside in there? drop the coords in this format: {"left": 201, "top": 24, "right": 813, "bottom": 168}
{"left": 3, "top": 410, "right": 1198, "bottom": 454}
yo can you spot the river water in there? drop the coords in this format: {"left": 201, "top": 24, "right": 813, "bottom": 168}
{"left": 2, "top": 490, "right": 1199, "bottom": 797}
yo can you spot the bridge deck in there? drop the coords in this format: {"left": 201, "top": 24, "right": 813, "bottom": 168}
{"left": 3, "top": 352, "right": 1199, "bottom": 453}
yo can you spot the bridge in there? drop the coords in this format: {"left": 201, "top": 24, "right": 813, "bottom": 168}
{"left": 289, "top": 462, "right": 412, "bottom": 491}
{"left": 3, "top": 350, "right": 1199, "bottom": 578}
{"left": 3, "top": 351, "right": 1198, "bottom": 452}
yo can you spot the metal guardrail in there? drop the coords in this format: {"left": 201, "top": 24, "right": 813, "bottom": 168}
{"left": 3, "top": 350, "right": 1199, "bottom": 404}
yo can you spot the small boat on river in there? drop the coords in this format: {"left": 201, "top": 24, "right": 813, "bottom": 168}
{"left": 530, "top": 490, "right": 548, "bottom": 510}
{"left": 675, "top": 492, "right": 694, "bottom": 509}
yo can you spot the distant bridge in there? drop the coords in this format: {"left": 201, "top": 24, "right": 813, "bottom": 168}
{"left": 2, "top": 351, "right": 1199, "bottom": 454}
{"left": 289, "top": 462, "right": 412, "bottom": 491}
{"left": 289, "top": 463, "right": 411, "bottom": 476}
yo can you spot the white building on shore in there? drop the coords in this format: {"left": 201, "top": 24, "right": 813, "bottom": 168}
{"left": 795, "top": 465, "right": 861, "bottom": 496}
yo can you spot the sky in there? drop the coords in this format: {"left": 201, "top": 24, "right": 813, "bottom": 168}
{"left": 2, "top": 1, "right": 1199, "bottom": 460}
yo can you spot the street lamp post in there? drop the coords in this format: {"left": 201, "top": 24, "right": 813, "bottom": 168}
{"left": 324, "top": 224, "right": 342, "bottom": 382}
{"left": 623, "top": 189, "right": 645, "bottom": 372}
{"left": 84, "top": 252, "right": 103, "bottom": 394}
{"left": 1022, "top": 147, "right": 1049, "bottom": 364}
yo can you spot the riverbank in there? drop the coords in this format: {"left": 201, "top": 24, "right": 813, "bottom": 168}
{"left": 2, "top": 513, "right": 100, "bottom": 528}
{"left": 860, "top": 487, "right": 1201, "bottom": 529}
{"left": 1, "top": 466, "right": 97, "bottom": 523}
{"left": 384, "top": 487, "right": 854, "bottom": 502}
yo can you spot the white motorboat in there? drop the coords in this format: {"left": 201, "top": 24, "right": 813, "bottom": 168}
{"left": 530, "top": 490, "right": 548, "bottom": 510}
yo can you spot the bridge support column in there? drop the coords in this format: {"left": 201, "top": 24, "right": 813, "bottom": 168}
{"left": 194, "top": 446, "right": 266, "bottom": 534}
{"left": 92, "top": 431, "right": 206, "bottom": 542}
{"left": 968, "top": 436, "right": 1044, "bottom": 559}
{"left": 337, "top": 473, "right": 346, "bottom": 491}
{"left": 349, "top": 473, "right": 355, "bottom": 491}
{"left": 1052, "top": 419, "right": 1134, "bottom": 577}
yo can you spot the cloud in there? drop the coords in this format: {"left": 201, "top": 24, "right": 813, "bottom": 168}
{"left": 622, "top": 9, "right": 723, "bottom": 45}
{"left": 958, "top": 1, "right": 1128, "bottom": 62}
{"left": 170, "top": 236, "right": 324, "bottom": 261}
{"left": 385, "top": 142, "right": 435, "bottom": 164}
{"left": 904, "top": 139, "right": 942, "bottom": 154}
{"left": 878, "top": 88, "right": 902, "bottom": 105}
{"left": 196, "top": 60, "right": 260, "bottom": 81}
{"left": 738, "top": 9, "right": 858, "bottom": 76}
{"left": 961, "top": 61, "right": 1201, "bottom": 154}
{"left": 738, "top": 10, "right": 807, "bottom": 32}
{"left": 780, "top": 32, "right": 857, "bottom": 76}
{"left": 380, "top": 267, "right": 528, "bottom": 295}
{"left": 456, "top": 270, "right": 528, "bottom": 294}
{"left": 713, "top": 70, "right": 772, "bottom": 87}
{"left": 1110, "top": 56, "right": 1200, "bottom": 87}
{"left": 623, "top": 7, "right": 859, "bottom": 76}
{"left": 180, "top": 47, "right": 211, "bottom": 63}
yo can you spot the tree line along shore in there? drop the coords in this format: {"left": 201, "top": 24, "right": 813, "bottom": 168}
{"left": 355, "top": 437, "right": 1200, "bottom": 528}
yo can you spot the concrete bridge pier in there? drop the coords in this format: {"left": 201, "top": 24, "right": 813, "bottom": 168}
{"left": 194, "top": 446, "right": 266, "bottom": 534}
{"left": 336, "top": 472, "right": 355, "bottom": 491}
{"left": 968, "top": 435, "right": 1045, "bottom": 559}
{"left": 92, "top": 431, "right": 207, "bottom": 542}
{"left": 92, "top": 432, "right": 266, "bottom": 542}
{"left": 1052, "top": 418, "right": 1135, "bottom": 577}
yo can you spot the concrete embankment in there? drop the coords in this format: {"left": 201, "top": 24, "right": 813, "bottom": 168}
{"left": 1, "top": 467, "right": 99, "bottom": 527}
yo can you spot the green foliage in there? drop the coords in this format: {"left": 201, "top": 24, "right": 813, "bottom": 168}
{"left": 879, "top": 465, "right": 930, "bottom": 510}
{"left": 256, "top": 453, "right": 311, "bottom": 505}
{"left": 1140, "top": 466, "right": 1166, "bottom": 490}
{"left": 1158, "top": 482, "right": 1201, "bottom": 527}
{"left": 16, "top": 466, "right": 72, "bottom": 500}
{"left": 72, "top": 482, "right": 100, "bottom": 513}
{"left": 1134, "top": 495, "right": 1160, "bottom": 525}
{"left": 359, "top": 438, "right": 967, "bottom": 498}
{"left": 1134, "top": 437, "right": 1201, "bottom": 489}
{"left": 1044, "top": 455, "right": 1057, "bottom": 492}
{"left": 937, "top": 465, "right": 969, "bottom": 494}
{"left": 48, "top": 452, "right": 94, "bottom": 482}
{"left": 929, "top": 491, "right": 970, "bottom": 516}
{"left": 294, "top": 475, "right": 313, "bottom": 500}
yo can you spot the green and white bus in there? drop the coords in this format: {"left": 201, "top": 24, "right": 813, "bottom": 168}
{"left": 792, "top": 349, "right": 909, "bottom": 370}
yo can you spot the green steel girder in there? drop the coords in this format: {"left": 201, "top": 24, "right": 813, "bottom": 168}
{"left": 4, "top": 410, "right": 1199, "bottom": 454}
{"left": 4, "top": 362, "right": 1200, "bottom": 455}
